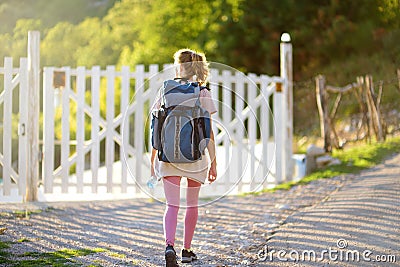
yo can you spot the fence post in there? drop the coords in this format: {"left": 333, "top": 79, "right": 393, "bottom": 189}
{"left": 25, "top": 31, "right": 40, "bottom": 202}
{"left": 355, "top": 76, "right": 369, "bottom": 141}
{"left": 315, "top": 75, "right": 331, "bottom": 152}
{"left": 280, "top": 33, "right": 293, "bottom": 180}
{"left": 397, "top": 69, "right": 400, "bottom": 93}
{"left": 365, "top": 75, "right": 384, "bottom": 141}
{"left": 364, "top": 75, "right": 376, "bottom": 140}
{"left": 3, "top": 58, "right": 13, "bottom": 196}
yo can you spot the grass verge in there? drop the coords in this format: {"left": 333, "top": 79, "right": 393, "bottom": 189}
{"left": 262, "top": 136, "right": 400, "bottom": 193}
{"left": 0, "top": 241, "right": 108, "bottom": 267}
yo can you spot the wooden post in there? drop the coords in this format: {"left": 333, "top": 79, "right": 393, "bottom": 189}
{"left": 397, "top": 69, "right": 400, "bottom": 93}
{"left": 364, "top": 75, "right": 375, "bottom": 141}
{"left": 354, "top": 76, "right": 369, "bottom": 141}
{"left": 280, "top": 33, "right": 293, "bottom": 180}
{"left": 377, "top": 80, "right": 386, "bottom": 139}
{"left": 365, "top": 75, "right": 384, "bottom": 142}
{"left": 315, "top": 75, "right": 331, "bottom": 152}
{"left": 25, "top": 31, "right": 40, "bottom": 202}
{"left": 330, "top": 93, "right": 342, "bottom": 148}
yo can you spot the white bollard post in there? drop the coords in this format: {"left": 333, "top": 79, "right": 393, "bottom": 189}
{"left": 280, "top": 33, "right": 293, "bottom": 181}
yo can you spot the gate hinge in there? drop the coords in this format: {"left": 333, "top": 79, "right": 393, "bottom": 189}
{"left": 18, "top": 123, "right": 26, "bottom": 136}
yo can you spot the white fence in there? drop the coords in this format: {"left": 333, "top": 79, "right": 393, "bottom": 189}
{"left": 1, "top": 31, "right": 293, "bottom": 202}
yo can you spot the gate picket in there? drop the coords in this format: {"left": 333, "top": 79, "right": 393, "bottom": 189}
{"left": 106, "top": 66, "right": 115, "bottom": 193}
{"left": 90, "top": 66, "right": 101, "bottom": 193}
{"left": 61, "top": 67, "right": 71, "bottom": 193}
{"left": 76, "top": 67, "right": 86, "bottom": 193}
{"left": 43, "top": 67, "right": 55, "bottom": 193}
{"left": 2, "top": 58, "right": 13, "bottom": 196}
{"left": 18, "top": 58, "right": 28, "bottom": 196}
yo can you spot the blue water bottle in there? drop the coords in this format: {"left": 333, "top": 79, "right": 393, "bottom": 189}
{"left": 147, "top": 176, "right": 159, "bottom": 189}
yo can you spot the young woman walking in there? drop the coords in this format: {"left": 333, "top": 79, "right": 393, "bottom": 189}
{"left": 151, "top": 49, "right": 217, "bottom": 266}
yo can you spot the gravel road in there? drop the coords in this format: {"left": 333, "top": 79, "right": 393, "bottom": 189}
{"left": 1, "top": 153, "right": 399, "bottom": 266}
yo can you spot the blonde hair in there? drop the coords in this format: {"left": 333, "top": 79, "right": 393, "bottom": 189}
{"left": 173, "top": 49, "right": 209, "bottom": 85}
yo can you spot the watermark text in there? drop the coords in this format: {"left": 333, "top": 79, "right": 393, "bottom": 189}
{"left": 257, "top": 239, "right": 396, "bottom": 263}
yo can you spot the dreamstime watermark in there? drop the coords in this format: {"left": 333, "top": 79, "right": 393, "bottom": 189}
{"left": 257, "top": 239, "right": 397, "bottom": 263}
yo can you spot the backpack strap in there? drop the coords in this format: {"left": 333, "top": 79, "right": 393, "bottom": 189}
{"left": 194, "top": 84, "right": 202, "bottom": 108}
{"left": 160, "top": 83, "right": 166, "bottom": 109}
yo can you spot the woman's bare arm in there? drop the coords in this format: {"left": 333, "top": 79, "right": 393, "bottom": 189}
{"left": 151, "top": 148, "right": 157, "bottom": 177}
{"left": 207, "top": 120, "right": 217, "bottom": 183}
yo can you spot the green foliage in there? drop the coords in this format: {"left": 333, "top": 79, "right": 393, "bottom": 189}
{"left": 16, "top": 249, "right": 99, "bottom": 266}
{"left": 0, "top": 0, "right": 399, "bottom": 138}
{"left": 0, "top": 0, "right": 117, "bottom": 34}
{"left": 17, "top": 238, "right": 30, "bottom": 243}
{"left": 1, "top": 0, "right": 398, "bottom": 74}
{"left": 333, "top": 137, "right": 400, "bottom": 166}
{"left": 40, "top": 18, "right": 117, "bottom": 68}
{"left": 114, "top": 0, "right": 218, "bottom": 66}
{"left": 378, "top": 0, "right": 400, "bottom": 27}
{"left": 0, "top": 242, "right": 131, "bottom": 267}
{"left": 107, "top": 251, "right": 126, "bottom": 259}
{"left": 0, "top": 241, "right": 10, "bottom": 250}
{"left": 12, "top": 209, "right": 43, "bottom": 219}
{"left": 0, "top": 241, "right": 12, "bottom": 265}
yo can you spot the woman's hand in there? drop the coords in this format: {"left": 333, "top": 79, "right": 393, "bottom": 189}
{"left": 208, "top": 161, "right": 217, "bottom": 183}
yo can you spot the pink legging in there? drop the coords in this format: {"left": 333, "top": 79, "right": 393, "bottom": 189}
{"left": 163, "top": 176, "right": 201, "bottom": 249}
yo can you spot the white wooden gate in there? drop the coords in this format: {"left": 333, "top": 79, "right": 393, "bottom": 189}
{"left": 0, "top": 57, "right": 29, "bottom": 202}
{"left": 40, "top": 64, "right": 290, "bottom": 201}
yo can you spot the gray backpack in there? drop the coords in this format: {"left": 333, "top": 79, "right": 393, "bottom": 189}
{"left": 151, "top": 79, "right": 211, "bottom": 163}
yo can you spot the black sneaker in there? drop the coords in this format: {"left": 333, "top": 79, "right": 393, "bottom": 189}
{"left": 165, "top": 245, "right": 179, "bottom": 267}
{"left": 181, "top": 249, "right": 198, "bottom": 263}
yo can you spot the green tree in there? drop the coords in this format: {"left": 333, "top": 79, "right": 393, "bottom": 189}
{"left": 74, "top": 18, "right": 117, "bottom": 67}
{"left": 0, "top": 0, "right": 117, "bottom": 34}
{"left": 41, "top": 22, "right": 78, "bottom": 67}
{"left": 116, "top": 0, "right": 214, "bottom": 66}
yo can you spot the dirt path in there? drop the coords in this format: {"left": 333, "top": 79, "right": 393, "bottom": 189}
{"left": 1, "top": 153, "right": 399, "bottom": 266}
